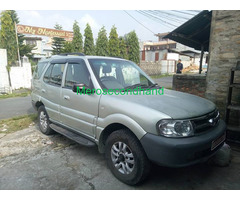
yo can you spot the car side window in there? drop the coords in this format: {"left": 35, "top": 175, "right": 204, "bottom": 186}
{"left": 64, "top": 61, "right": 90, "bottom": 89}
{"left": 43, "top": 64, "right": 53, "bottom": 83}
{"left": 50, "top": 63, "right": 65, "bottom": 86}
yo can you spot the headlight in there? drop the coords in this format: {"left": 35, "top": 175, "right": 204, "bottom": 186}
{"left": 157, "top": 119, "right": 194, "bottom": 137}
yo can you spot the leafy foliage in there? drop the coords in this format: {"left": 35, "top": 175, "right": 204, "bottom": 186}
{"left": 9, "top": 10, "right": 35, "bottom": 59}
{"left": 18, "top": 34, "right": 35, "bottom": 59}
{"left": 9, "top": 10, "right": 19, "bottom": 24}
{"left": 83, "top": 23, "right": 95, "bottom": 55}
{"left": 0, "top": 10, "right": 18, "bottom": 65}
{"left": 119, "top": 36, "right": 128, "bottom": 59}
{"left": 96, "top": 26, "right": 109, "bottom": 56}
{"left": 72, "top": 20, "right": 83, "bottom": 53}
{"left": 108, "top": 26, "right": 120, "bottom": 57}
{"left": 62, "top": 41, "right": 73, "bottom": 53}
{"left": 52, "top": 23, "right": 66, "bottom": 55}
{"left": 125, "top": 31, "right": 140, "bottom": 64}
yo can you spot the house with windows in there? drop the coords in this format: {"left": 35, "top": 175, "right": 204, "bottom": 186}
{"left": 23, "top": 36, "right": 53, "bottom": 62}
{"left": 139, "top": 32, "right": 208, "bottom": 75}
{"left": 140, "top": 32, "right": 205, "bottom": 65}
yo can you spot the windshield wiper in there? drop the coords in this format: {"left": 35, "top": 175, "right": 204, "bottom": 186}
{"left": 124, "top": 83, "right": 148, "bottom": 89}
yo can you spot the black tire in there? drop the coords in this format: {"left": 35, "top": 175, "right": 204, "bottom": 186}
{"left": 38, "top": 105, "right": 54, "bottom": 135}
{"left": 105, "top": 129, "right": 150, "bottom": 185}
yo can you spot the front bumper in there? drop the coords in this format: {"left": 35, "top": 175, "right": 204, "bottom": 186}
{"left": 140, "top": 119, "right": 226, "bottom": 167}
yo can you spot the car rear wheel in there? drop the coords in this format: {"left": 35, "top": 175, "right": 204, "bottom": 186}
{"left": 38, "top": 105, "right": 53, "bottom": 135}
{"left": 105, "top": 129, "right": 150, "bottom": 185}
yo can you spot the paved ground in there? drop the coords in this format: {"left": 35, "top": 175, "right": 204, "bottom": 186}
{"left": 0, "top": 96, "right": 36, "bottom": 120}
{"left": 0, "top": 126, "right": 240, "bottom": 190}
{"left": 153, "top": 76, "right": 173, "bottom": 89}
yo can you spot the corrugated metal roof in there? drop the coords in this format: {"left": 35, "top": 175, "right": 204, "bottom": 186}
{"left": 163, "top": 10, "right": 212, "bottom": 51}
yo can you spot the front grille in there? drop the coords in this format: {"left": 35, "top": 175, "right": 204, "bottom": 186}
{"left": 191, "top": 109, "right": 220, "bottom": 134}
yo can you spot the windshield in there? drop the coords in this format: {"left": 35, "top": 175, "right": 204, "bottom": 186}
{"left": 88, "top": 59, "right": 155, "bottom": 90}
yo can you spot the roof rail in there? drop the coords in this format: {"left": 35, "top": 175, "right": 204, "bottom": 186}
{"left": 59, "top": 53, "right": 85, "bottom": 56}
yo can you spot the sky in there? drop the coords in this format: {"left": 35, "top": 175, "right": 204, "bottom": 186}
{"left": 16, "top": 10, "right": 175, "bottom": 42}
{"left": 1, "top": 0, "right": 233, "bottom": 43}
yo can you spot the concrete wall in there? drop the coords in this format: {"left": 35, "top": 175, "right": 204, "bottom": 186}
{"left": 10, "top": 62, "right": 32, "bottom": 90}
{"left": 172, "top": 74, "right": 206, "bottom": 98}
{"left": 206, "top": 10, "right": 240, "bottom": 124}
{"left": 0, "top": 49, "right": 11, "bottom": 93}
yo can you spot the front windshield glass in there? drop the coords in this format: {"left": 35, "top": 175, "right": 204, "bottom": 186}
{"left": 88, "top": 59, "right": 155, "bottom": 90}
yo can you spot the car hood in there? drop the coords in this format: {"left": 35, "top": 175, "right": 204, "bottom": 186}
{"left": 112, "top": 89, "right": 216, "bottom": 119}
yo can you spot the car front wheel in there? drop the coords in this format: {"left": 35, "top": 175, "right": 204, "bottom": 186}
{"left": 105, "top": 129, "right": 150, "bottom": 185}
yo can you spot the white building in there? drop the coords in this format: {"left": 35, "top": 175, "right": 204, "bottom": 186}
{"left": 23, "top": 36, "right": 53, "bottom": 62}
{"left": 140, "top": 32, "right": 207, "bottom": 68}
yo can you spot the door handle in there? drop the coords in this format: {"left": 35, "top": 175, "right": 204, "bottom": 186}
{"left": 41, "top": 89, "right": 46, "bottom": 93}
{"left": 63, "top": 95, "right": 70, "bottom": 100}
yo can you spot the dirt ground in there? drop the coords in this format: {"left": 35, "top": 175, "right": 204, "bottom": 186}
{"left": 0, "top": 126, "right": 240, "bottom": 190}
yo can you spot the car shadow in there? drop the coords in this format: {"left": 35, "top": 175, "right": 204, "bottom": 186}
{"left": 34, "top": 125, "right": 231, "bottom": 190}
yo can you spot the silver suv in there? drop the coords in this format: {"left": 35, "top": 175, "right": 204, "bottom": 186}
{"left": 31, "top": 53, "right": 226, "bottom": 185}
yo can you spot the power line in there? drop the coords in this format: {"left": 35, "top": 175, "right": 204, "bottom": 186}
{"left": 153, "top": 10, "right": 191, "bottom": 20}
{"left": 141, "top": 10, "right": 180, "bottom": 27}
{"left": 148, "top": 10, "right": 186, "bottom": 24}
{"left": 123, "top": 10, "right": 155, "bottom": 35}
{"left": 137, "top": 10, "right": 177, "bottom": 28}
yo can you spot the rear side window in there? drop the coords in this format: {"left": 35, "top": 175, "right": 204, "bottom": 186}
{"left": 43, "top": 63, "right": 65, "bottom": 86}
{"left": 43, "top": 64, "right": 53, "bottom": 83}
{"left": 34, "top": 62, "right": 48, "bottom": 79}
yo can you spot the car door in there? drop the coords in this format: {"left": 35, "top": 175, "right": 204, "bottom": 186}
{"left": 60, "top": 59, "right": 100, "bottom": 139}
{"left": 41, "top": 61, "right": 66, "bottom": 122}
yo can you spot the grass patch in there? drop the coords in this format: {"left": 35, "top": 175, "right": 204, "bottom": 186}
{"left": 165, "top": 87, "right": 172, "bottom": 90}
{"left": 150, "top": 73, "right": 172, "bottom": 79}
{"left": 0, "top": 91, "right": 31, "bottom": 100}
{"left": 0, "top": 113, "right": 37, "bottom": 134}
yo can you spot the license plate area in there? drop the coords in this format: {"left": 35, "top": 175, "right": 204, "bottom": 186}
{"left": 211, "top": 133, "right": 226, "bottom": 151}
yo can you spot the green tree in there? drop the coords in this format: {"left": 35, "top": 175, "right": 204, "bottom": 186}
{"left": 125, "top": 31, "right": 140, "bottom": 64}
{"left": 18, "top": 34, "right": 35, "bottom": 59}
{"left": 119, "top": 36, "right": 128, "bottom": 59}
{"left": 62, "top": 41, "right": 73, "bottom": 53}
{"left": 83, "top": 23, "right": 95, "bottom": 55}
{"left": 108, "top": 25, "right": 120, "bottom": 57}
{"left": 72, "top": 20, "right": 83, "bottom": 53}
{"left": 0, "top": 10, "right": 18, "bottom": 65}
{"left": 9, "top": 10, "right": 19, "bottom": 24}
{"left": 96, "top": 26, "right": 108, "bottom": 56}
{"left": 52, "top": 23, "right": 65, "bottom": 55}
{"left": 9, "top": 10, "right": 35, "bottom": 59}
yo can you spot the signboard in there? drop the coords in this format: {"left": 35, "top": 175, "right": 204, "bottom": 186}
{"left": 16, "top": 24, "right": 73, "bottom": 41}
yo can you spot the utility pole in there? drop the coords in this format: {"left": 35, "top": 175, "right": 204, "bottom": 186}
{"left": 14, "top": 22, "right": 21, "bottom": 67}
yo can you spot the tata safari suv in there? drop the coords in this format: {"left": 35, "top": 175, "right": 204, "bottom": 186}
{"left": 31, "top": 53, "right": 226, "bottom": 185}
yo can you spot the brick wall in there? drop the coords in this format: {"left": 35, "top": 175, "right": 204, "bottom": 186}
{"left": 205, "top": 10, "right": 240, "bottom": 125}
{"left": 172, "top": 74, "right": 206, "bottom": 98}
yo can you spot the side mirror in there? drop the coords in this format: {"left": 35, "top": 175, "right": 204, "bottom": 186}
{"left": 72, "top": 84, "right": 94, "bottom": 95}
